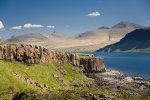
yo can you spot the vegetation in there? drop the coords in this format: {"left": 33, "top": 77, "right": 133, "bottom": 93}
{"left": 0, "top": 60, "right": 90, "bottom": 99}
{"left": 0, "top": 60, "right": 150, "bottom": 100}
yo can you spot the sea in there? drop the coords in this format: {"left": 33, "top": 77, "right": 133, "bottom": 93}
{"left": 90, "top": 52, "right": 150, "bottom": 78}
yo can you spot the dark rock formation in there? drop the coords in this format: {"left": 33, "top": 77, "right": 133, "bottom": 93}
{"left": 0, "top": 44, "right": 105, "bottom": 73}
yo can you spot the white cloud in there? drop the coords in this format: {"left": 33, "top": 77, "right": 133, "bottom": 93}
{"left": 10, "top": 26, "right": 22, "bottom": 30}
{"left": 0, "top": 21, "right": 4, "bottom": 29}
{"left": 86, "top": 11, "right": 100, "bottom": 17}
{"left": 47, "top": 25, "right": 55, "bottom": 28}
{"left": 24, "top": 23, "right": 43, "bottom": 28}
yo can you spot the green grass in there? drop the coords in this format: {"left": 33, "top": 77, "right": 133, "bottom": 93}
{"left": 78, "top": 54, "right": 93, "bottom": 59}
{"left": 0, "top": 60, "right": 91, "bottom": 99}
{"left": 0, "top": 61, "right": 39, "bottom": 100}
{"left": 63, "top": 64, "right": 89, "bottom": 85}
{"left": 0, "top": 60, "right": 150, "bottom": 100}
{"left": 0, "top": 60, "right": 90, "bottom": 89}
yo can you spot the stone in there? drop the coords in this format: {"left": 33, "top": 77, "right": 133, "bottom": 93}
{"left": 60, "top": 69, "right": 67, "bottom": 75}
{"left": 0, "top": 44, "right": 106, "bottom": 73}
{"left": 132, "top": 76, "right": 143, "bottom": 80}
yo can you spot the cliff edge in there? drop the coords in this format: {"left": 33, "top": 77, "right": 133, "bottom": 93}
{"left": 0, "top": 44, "right": 105, "bottom": 73}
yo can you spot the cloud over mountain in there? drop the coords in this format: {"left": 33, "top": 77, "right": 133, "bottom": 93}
{"left": 86, "top": 11, "right": 100, "bottom": 17}
{"left": 0, "top": 21, "right": 4, "bottom": 30}
{"left": 24, "top": 23, "right": 43, "bottom": 28}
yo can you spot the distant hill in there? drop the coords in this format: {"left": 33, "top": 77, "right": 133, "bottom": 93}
{"left": 5, "top": 21, "right": 145, "bottom": 52}
{"left": 98, "top": 26, "right": 110, "bottom": 29}
{"left": 75, "top": 21, "right": 143, "bottom": 52}
{"left": 112, "top": 21, "right": 144, "bottom": 29}
{"left": 96, "top": 28, "right": 150, "bottom": 52}
{"left": 0, "top": 37, "right": 5, "bottom": 42}
{"left": 77, "top": 21, "right": 143, "bottom": 41}
{"left": 6, "top": 33, "right": 48, "bottom": 42}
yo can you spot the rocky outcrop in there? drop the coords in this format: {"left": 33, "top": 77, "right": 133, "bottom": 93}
{"left": 0, "top": 44, "right": 55, "bottom": 64}
{"left": 68, "top": 53, "right": 105, "bottom": 72}
{"left": 0, "top": 44, "right": 105, "bottom": 73}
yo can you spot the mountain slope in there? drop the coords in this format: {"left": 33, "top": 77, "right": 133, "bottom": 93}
{"left": 112, "top": 21, "right": 144, "bottom": 29}
{"left": 97, "top": 28, "right": 150, "bottom": 52}
{"left": 77, "top": 21, "right": 144, "bottom": 40}
{"left": 71, "top": 21, "right": 143, "bottom": 51}
{"left": 7, "top": 33, "right": 48, "bottom": 42}
{"left": 5, "top": 21, "right": 144, "bottom": 52}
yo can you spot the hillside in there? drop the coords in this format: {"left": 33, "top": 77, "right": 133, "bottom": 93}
{"left": 77, "top": 21, "right": 143, "bottom": 41}
{"left": 5, "top": 21, "right": 144, "bottom": 52}
{"left": 112, "top": 21, "right": 144, "bottom": 29}
{"left": 97, "top": 28, "right": 150, "bottom": 52}
{"left": 7, "top": 33, "right": 48, "bottom": 42}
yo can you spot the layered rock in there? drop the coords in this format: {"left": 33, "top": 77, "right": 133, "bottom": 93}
{"left": 0, "top": 44, "right": 105, "bottom": 72}
{"left": 0, "top": 44, "right": 55, "bottom": 64}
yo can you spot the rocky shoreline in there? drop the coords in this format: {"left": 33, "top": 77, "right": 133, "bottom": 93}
{"left": 87, "top": 69, "right": 150, "bottom": 95}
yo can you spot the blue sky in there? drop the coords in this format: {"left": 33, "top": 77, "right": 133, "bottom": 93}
{"left": 0, "top": 0, "right": 150, "bottom": 37}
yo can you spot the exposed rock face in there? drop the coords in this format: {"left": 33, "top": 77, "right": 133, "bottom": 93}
{"left": 0, "top": 44, "right": 105, "bottom": 72}
{"left": 0, "top": 44, "right": 55, "bottom": 64}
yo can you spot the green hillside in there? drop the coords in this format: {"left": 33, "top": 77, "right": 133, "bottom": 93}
{"left": 0, "top": 60, "right": 91, "bottom": 99}
{"left": 0, "top": 60, "right": 149, "bottom": 100}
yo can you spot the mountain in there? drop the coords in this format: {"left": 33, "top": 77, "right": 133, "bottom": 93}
{"left": 97, "top": 28, "right": 150, "bottom": 52}
{"left": 5, "top": 21, "right": 144, "bottom": 52}
{"left": 112, "top": 21, "right": 144, "bottom": 29}
{"left": 77, "top": 21, "right": 143, "bottom": 39}
{"left": 7, "top": 33, "right": 48, "bottom": 42}
{"left": 78, "top": 21, "right": 144, "bottom": 38}
{"left": 72, "top": 21, "right": 144, "bottom": 51}
{"left": 98, "top": 26, "right": 110, "bottom": 29}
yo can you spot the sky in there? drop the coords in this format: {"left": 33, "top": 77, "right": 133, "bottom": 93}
{"left": 0, "top": 0, "right": 150, "bottom": 38}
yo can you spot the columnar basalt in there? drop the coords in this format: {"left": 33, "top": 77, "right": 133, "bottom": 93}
{"left": 0, "top": 44, "right": 105, "bottom": 72}
{"left": 0, "top": 44, "right": 55, "bottom": 64}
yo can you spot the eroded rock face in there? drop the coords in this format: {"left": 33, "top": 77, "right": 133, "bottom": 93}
{"left": 0, "top": 44, "right": 55, "bottom": 64}
{"left": 70, "top": 53, "right": 106, "bottom": 72}
{"left": 0, "top": 44, "right": 105, "bottom": 73}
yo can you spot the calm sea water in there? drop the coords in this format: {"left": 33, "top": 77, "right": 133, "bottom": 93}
{"left": 90, "top": 52, "right": 150, "bottom": 78}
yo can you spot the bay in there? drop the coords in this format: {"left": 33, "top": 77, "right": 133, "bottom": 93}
{"left": 90, "top": 52, "right": 150, "bottom": 78}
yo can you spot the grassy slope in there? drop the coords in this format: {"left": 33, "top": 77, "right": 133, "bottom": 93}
{"left": 0, "top": 60, "right": 150, "bottom": 100}
{"left": 0, "top": 60, "right": 90, "bottom": 99}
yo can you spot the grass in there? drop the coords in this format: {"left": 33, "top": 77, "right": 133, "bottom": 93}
{"left": 0, "top": 60, "right": 91, "bottom": 99}
{"left": 0, "top": 61, "right": 39, "bottom": 100}
{"left": 78, "top": 53, "right": 93, "bottom": 59}
{"left": 0, "top": 60, "right": 91, "bottom": 89}
{"left": 63, "top": 64, "right": 89, "bottom": 85}
{"left": 0, "top": 60, "right": 150, "bottom": 100}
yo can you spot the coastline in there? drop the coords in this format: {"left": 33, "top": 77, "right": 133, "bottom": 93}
{"left": 91, "top": 52, "right": 150, "bottom": 78}
{"left": 87, "top": 69, "right": 150, "bottom": 95}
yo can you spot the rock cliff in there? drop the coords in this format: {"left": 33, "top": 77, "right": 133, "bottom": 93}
{"left": 0, "top": 44, "right": 105, "bottom": 72}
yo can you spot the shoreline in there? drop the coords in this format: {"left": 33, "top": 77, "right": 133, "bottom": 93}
{"left": 87, "top": 69, "right": 150, "bottom": 94}
{"left": 105, "top": 68, "right": 150, "bottom": 79}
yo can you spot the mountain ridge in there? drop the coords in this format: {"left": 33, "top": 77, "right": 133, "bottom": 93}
{"left": 96, "top": 28, "right": 150, "bottom": 52}
{"left": 5, "top": 21, "right": 144, "bottom": 52}
{"left": 112, "top": 21, "right": 144, "bottom": 29}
